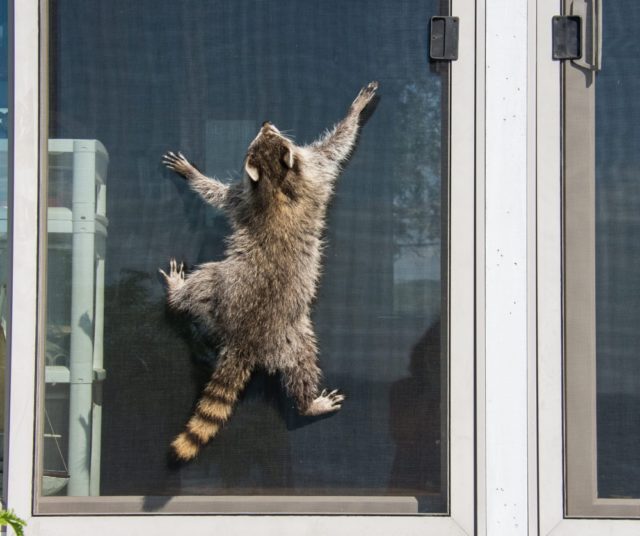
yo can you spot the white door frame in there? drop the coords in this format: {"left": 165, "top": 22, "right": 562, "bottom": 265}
{"left": 537, "top": 0, "right": 640, "bottom": 534}
{"left": 6, "top": 0, "right": 477, "bottom": 534}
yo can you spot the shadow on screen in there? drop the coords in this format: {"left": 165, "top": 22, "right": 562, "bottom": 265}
{"left": 388, "top": 318, "right": 443, "bottom": 496}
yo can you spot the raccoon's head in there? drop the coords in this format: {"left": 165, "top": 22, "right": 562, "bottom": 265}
{"left": 244, "top": 122, "right": 299, "bottom": 200}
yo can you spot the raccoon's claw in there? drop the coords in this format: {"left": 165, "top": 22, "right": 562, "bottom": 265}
{"left": 160, "top": 258, "right": 185, "bottom": 287}
{"left": 162, "top": 151, "right": 195, "bottom": 178}
{"left": 170, "top": 258, "right": 185, "bottom": 279}
{"left": 364, "top": 81, "right": 379, "bottom": 93}
{"left": 351, "top": 81, "right": 379, "bottom": 113}
{"left": 303, "top": 388, "right": 346, "bottom": 416}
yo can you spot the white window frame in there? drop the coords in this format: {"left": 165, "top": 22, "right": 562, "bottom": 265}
{"left": 6, "top": 0, "right": 476, "bottom": 533}
{"left": 537, "top": 0, "right": 640, "bottom": 533}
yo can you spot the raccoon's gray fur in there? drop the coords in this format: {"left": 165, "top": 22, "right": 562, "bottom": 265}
{"left": 161, "top": 81, "right": 378, "bottom": 461}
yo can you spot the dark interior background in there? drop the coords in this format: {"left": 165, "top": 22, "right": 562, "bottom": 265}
{"left": 44, "top": 0, "right": 448, "bottom": 512}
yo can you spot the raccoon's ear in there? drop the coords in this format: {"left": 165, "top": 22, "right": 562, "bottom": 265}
{"left": 245, "top": 160, "right": 259, "bottom": 182}
{"left": 282, "top": 146, "right": 294, "bottom": 169}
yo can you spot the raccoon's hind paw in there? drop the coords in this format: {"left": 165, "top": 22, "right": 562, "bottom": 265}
{"left": 159, "top": 258, "right": 185, "bottom": 288}
{"left": 303, "top": 389, "right": 345, "bottom": 416}
{"left": 351, "top": 81, "right": 379, "bottom": 114}
{"left": 162, "top": 151, "right": 196, "bottom": 178}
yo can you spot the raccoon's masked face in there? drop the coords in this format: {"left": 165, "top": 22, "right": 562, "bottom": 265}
{"left": 244, "top": 122, "right": 298, "bottom": 200}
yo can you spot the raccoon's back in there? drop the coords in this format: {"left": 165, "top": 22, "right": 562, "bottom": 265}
{"left": 221, "top": 237, "right": 321, "bottom": 325}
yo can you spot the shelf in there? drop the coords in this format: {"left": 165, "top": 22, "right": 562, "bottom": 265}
{"left": 45, "top": 366, "right": 107, "bottom": 384}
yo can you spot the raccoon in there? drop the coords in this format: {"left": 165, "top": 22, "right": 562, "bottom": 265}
{"left": 161, "top": 81, "right": 378, "bottom": 461}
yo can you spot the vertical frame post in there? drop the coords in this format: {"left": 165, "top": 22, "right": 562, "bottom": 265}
{"left": 5, "top": 0, "right": 39, "bottom": 522}
{"left": 484, "top": 0, "right": 533, "bottom": 534}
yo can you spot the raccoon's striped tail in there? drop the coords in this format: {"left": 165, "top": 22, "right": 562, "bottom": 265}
{"left": 171, "top": 359, "right": 253, "bottom": 461}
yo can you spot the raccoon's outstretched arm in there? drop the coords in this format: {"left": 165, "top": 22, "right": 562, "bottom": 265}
{"left": 171, "top": 353, "right": 253, "bottom": 461}
{"left": 309, "top": 81, "right": 378, "bottom": 166}
{"left": 163, "top": 151, "right": 230, "bottom": 209}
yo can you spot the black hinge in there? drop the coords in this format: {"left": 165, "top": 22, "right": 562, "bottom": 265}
{"left": 430, "top": 16, "right": 459, "bottom": 61}
{"left": 552, "top": 15, "right": 582, "bottom": 60}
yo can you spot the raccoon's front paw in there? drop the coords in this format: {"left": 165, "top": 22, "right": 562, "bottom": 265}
{"left": 303, "top": 389, "right": 345, "bottom": 416}
{"left": 159, "top": 258, "right": 185, "bottom": 289}
{"left": 162, "top": 151, "right": 196, "bottom": 179}
{"left": 351, "top": 81, "right": 379, "bottom": 114}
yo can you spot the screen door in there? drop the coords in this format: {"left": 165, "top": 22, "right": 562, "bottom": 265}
{"left": 38, "top": 0, "right": 453, "bottom": 515}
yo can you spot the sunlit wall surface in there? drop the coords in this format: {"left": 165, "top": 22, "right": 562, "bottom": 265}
{"left": 42, "top": 0, "right": 449, "bottom": 513}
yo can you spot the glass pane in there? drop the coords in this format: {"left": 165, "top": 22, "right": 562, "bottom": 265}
{"left": 42, "top": 0, "right": 449, "bottom": 514}
{"left": 596, "top": 0, "right": 640, "bottom": 499}
{"left": 0, "top": 0, "right": 8, "bottom": 498}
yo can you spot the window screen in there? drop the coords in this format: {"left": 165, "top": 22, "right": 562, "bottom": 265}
{"left": 564, "top": 0, "right": 640, "bottom": 517}
{"left": 595, "top": 0, "right": 640, "bottom": 501}
{"left": 40, "top": 0, "right": 450, "bottom": 514}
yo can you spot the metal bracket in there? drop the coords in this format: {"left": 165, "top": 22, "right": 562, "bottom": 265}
{"left": 552, "top": 1, "right": 602, "bottom": 70}
{"left": 552, "top": 15, "right": 581, "bottom": 60}
{"left": 430, "top": 16, "right": 459, "bottom": 61}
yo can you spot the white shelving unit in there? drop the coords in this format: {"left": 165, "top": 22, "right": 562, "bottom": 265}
{"left": 1, "top": 138, "right": 109, "bottom": 496}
